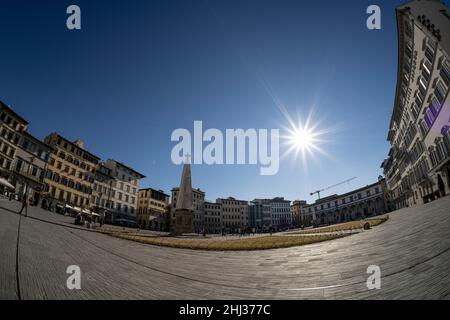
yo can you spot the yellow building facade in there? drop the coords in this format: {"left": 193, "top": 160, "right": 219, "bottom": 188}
{"left": 137, "top": 188, "right": 170, "bottom": 231}
{"left": 43, "top": 133, "right": 100, "bottom": 210}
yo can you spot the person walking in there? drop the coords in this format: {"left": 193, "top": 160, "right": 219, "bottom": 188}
{"left": 18, "top": 193, "right": 28, "bottom": 217}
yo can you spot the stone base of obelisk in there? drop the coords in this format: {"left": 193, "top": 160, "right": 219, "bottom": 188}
{"left": 173, "top": 209, "right": 194, "bottom": 236}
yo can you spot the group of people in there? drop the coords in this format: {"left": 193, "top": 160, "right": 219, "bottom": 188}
{"left": 74, "top": 211, "right": 105, "bottom": 228}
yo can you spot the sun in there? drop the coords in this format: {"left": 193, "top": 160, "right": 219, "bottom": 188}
{"left": 279, "top": 110, "right": 331, "bottom": 167}
{"left": 284, "top": 120, "right": 322, "bottom": 159}
{"left": 289, "top": 126, "right": 315, "bottom": 152}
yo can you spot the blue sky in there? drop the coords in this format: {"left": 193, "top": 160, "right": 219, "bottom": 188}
{"left": 0, "top": 0, "right": 409, "bottom": 203}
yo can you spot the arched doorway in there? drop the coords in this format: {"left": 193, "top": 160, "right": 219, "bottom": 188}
{"left": 438, "top": 174, "right": 446, "bottom": 197}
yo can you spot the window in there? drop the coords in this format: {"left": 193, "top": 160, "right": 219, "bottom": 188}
{"left": 425, "top": 107, "right": 436, "bottom": 128}
{"left": 423, "top": 59, "right": 432, "bottom": 76}
{"left": 15, "top": 159, "right": 23, "bottom": 172}
{"left": 440, "top": 60, "right": 450, "bottom": 86}
{"left": 435, "top": 81, "right": 447, "bottom": 104}
{"left": 415, "top": 91, "right": 424, "bottom": 108}
{"left": 405, "top": 20, "right": 413, "bottom": 37}
{"left": 425, "top": 43, "right": 435, "bottom": 62}
{"left": 421, "top": 120, "right": 430, "bottom": 135}
{"left": 419, "top": 76, "right": 428, "bottom": 93}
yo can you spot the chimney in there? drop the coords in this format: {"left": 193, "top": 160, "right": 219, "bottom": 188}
{"left": 73, "top": 139, "right": 84, "bottom": 149}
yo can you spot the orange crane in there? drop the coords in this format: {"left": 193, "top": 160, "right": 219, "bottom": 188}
{"left": 310, "top": 177, "right": 357, "bottom": 200}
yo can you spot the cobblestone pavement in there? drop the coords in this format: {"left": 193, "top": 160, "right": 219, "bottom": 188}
{"left": 0, "top": 196, "right": 449, "bottom": 300}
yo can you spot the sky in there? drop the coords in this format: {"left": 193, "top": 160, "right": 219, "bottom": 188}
{"left": 0, "top": 0, "right": 413, "bottom": 203}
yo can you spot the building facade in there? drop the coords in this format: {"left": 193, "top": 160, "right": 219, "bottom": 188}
{"left": 43, "top": 134, "right": 100, "bottom": 211}
{"left": 0, "top": 101, "right": 28, "bottom": 180}
{"left": 382, "top": 0, "right": 450, "bottom": 209}
{"left": 216, "top": 197, "right": 249, "bottom": 232}
{"left": 137, "top": 188, "right": 170, "bottom": 231}
{"left": 11, "top": 132, "right": 52, "bottom": 204}
{"left": 204, "top": 201, "right": 222, "bottom": 234}
{"left": 249, "top": 198, "right": 272, "bottom": 231}
{"left": 270, "top": 197, "right": 292, "bottom": 231}
{"left": 91, "top": 163, "right": 115, "bottom": 219}
{"left": 290, "top": 200, "right": 308, "bottom": 228}
{"left": 104, "top": 159, "right": 145, "bottom": 226}
{"left": 171, "top": 187, "right": 205, "bottom": 233}
{"left": 301, "top": 179, "right": 388, "bottom": 226}
{"left": 249, "top": 200, "right": 263, "bottom": 230}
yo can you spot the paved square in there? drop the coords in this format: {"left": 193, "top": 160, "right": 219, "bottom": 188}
{"left": 0, "top": 195, "right": 449, "bottom": 299}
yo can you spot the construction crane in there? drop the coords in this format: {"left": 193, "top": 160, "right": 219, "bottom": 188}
{"left": 310, "top": 177, "right": 357, "bottom": 200}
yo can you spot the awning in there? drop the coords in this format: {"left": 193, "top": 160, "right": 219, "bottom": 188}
{"left": 115, "top": 218, "right": 136, "bottom": 223}
{"left": 90, "top": 212, "right": 100, "bottom": 217}
{"left": 0, "top": 177, "right": 15, "bottom": 190}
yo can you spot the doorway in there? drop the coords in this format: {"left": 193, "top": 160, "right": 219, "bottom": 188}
{"left": 438, "top": 174, "right": 446, "bottom": 197}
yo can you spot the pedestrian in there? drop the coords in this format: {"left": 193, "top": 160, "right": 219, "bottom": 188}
{"left": 18, "top": 193, "right": 28, "bottom": 217}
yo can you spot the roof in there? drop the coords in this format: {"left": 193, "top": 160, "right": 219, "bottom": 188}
{"left": 22, "top": 131, "right": 53, "bottom": 151}
{"left": 95, "top": 165, "right": 115, "bottom": 180}
{"left": 46, "top": 133, "right": 101, "bottom": 161}
{"left": 204, "top": 201, "right": 221, "bottom": 206}
{"left": 0, "top": 100, "right": 29, "bottom": 125}
{"left": 108, "top": 159, "right": 146, "bottom": 178}
{"left": 216, "top": 197, "right": 248, "bottom": 204}
{"left": 138, "top": 187, "right": 169, "bottom": 197}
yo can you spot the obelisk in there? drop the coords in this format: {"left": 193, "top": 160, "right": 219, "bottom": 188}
{"left": 174, "top": 154, "right": 194, "bottom": 235}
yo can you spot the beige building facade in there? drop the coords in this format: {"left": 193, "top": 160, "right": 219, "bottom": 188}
{"left": 0, "top": 101, "right": 28, "bottom": 181}
{"left": 382, "top": 0, "right": 450, "bottom": 209}
{"left": 104, "top": 159, "right": 145, "bottom": 226}
{"left": 137, "top": 188, "right": 170, "bottom": 231}
{"left": 11, "top": 132, "right": 52, "bottom": 204}
{"left": 91, "top": 163, "right": 115, "bottom": 219}
{"left": 216, "top": 197, "right": 249, "bottom": 232}
{"left": 290, "top": 200, "right": 308, "bottom": 228}
{"left": 301, "top": 179, "right": 388, "bottom": 226}
{"left": 204, "top": 201, "right": 222, "bottom": 234}
{"left": 43, "top": 133, "right": 100, "bottom": 211}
